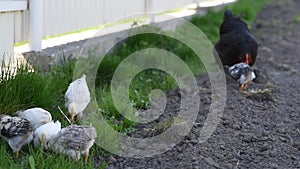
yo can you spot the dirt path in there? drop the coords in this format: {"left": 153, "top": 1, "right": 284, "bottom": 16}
{"left": 102, "top": 1, "right": 300, "bottom": 168}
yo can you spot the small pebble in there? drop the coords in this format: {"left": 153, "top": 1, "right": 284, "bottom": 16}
{"left": 232, "top": 124, "right": 241, "bottom": 130}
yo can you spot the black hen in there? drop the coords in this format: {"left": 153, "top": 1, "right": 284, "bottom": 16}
{"left": 214, "top": 10, "right": 258, "bottom": 66}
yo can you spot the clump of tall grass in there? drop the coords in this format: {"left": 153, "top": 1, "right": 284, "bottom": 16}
{"left": 0, "top": 59, "right": 74, "bottom": 125}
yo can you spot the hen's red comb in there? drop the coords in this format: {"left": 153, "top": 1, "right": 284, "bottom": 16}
{"left": 246, "top": 53, "right": 250, "bottom": 64}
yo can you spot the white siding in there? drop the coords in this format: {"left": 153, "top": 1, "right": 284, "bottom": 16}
{"left": 14, "top": 0, "right": 194, "bottom": 43}
{"left": 154, "top": 0, "right": 194, "bottom": 13}
{"left": 0, "top": 12, "right": 14, "bottom": 61}
{"left": 0, "top": 0, "right": 231, "bottom": 56}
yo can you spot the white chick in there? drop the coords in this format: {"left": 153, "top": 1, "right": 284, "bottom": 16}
{"left": 228, "top": 63, "right": 256, "bottom": 91}
{"left": 33, "top": 120, "right": 61, "bottom": 149}
{"left": 65, "top": 75, "right": 90, "bottom": 123}
{"left": 0, "top": 115, "right": 33, "bottom": 158}
{"left": 17, "top": 107, "right": 52, "bottom": 130}
{"left": 48, "top": 125, "right": 97, "bottom": 163}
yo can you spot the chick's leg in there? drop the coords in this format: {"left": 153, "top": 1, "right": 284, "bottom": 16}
{"left": 240, "top": 84, "right": 247, "bottom": 92}
{"left": 84, "top": 151, "right": 89, "bottom": 164}
{"left": 41, "top": 133, "right": 45, "bottom": 147}
{"left": 15, "top": 150, "right": 19, "bottom": 159}
{"left": 71, "top": 112, "right": 75, "bottom": 123}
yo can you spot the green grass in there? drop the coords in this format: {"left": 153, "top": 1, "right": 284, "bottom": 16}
{"left": 1, "top": 0, "right": 272, "bottom": 168}
{"left": 294, "top": 14, "right": 300, "bottom": 23}
{"left": 0, "top": 143, "right": 107, "bottom": 169}
{"left": 0, "top": 60, "right": 74, "bottom": 125}
{"left": 0, "top": 60, "right": 111, "bottom": 168}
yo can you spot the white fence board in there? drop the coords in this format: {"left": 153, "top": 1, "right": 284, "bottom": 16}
{"left": 2, "top": 0, "right": 229, "bottom": 56}
{"left": 43, "top": 0, "right": 105, "bottom": 37}
{"left": 0, "top": 12, "right": 14, "bottom": 61}
{"left": 14, "top": 10, "right": 29, "bottom": 43}
{"left": 0, "top": 0, "right": 27, "bottom": 12}
{"left": 13, "top": 0, "right": 197, "bottom": 44}
{"left": 103, "top": 0, "right": 126, "bottom": 23}
{"left": 154, "top": 0, "right": 194, "bottom": 13}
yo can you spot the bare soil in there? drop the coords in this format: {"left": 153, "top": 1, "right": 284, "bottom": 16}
{"left": 99, "top": 1, "right": 300, "bottom": 168}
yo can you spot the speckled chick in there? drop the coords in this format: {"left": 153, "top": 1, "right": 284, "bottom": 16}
{"left": 0, "top": 115, "right": 33, "bottom": 158}
{"left": 48, "top": 125, "right": 97, "bottom": 163}
{"left": 229, "top": 62, "right": 256, "bottom": 91}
